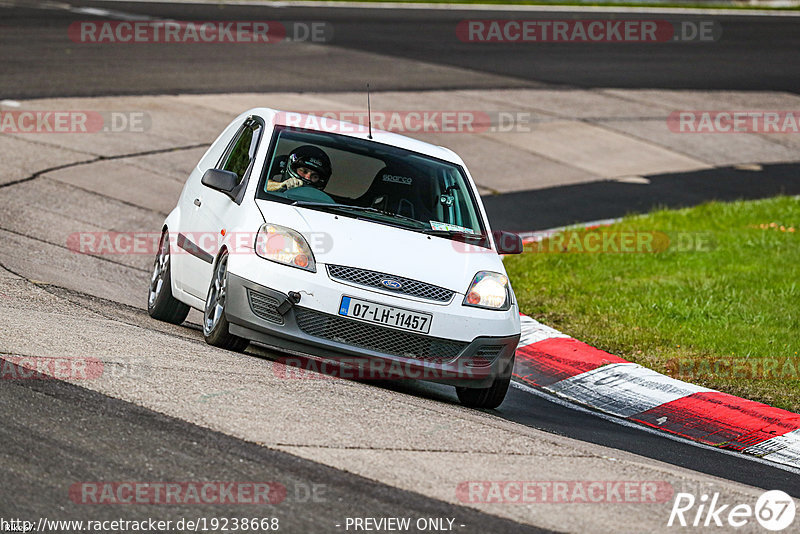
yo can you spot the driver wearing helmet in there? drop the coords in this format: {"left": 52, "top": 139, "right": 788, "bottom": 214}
{"left": 267, "top": 145, "right": 332, "bottom": 192}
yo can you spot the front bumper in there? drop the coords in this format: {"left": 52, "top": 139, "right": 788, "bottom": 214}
{"left": 225, "top": 273, "right": 519, "bottom": 388}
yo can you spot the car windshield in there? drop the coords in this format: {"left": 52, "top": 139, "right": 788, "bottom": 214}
{"left": 256, "top": 126, "right": 487, "bottom": 242}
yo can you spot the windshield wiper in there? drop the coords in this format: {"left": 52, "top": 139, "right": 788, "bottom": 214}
{"left": 291, "top": 201, "right": 353, "bottom": 209}
{"left": 422, "top": 229, "right": 482, "bottom": 237}
{"left": 292, "top": 201, "right": 426, "bottom": 228}
{"left": 422, "top": 229, "right": 489, "bottom": 244}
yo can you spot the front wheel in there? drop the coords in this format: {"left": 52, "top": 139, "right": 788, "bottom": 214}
{"left": 455, "top": 358, "right": 514, "bottom": 409}
{"left": 148, "top": 230, "right": 190, "bottom": 324}
{"left": 203, "top": 250, "right": 249, "bottom": 352}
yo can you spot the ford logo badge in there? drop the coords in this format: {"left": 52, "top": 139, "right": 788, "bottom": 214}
{"left": 381, "top": 279, "right": 403, "bottom": 290}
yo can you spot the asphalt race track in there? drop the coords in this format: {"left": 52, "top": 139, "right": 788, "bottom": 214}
{"left": 2, "top": 1, "right": 800, "bottom": 532}
{"left": 483, "top": 162, "right": 800, "bottom": 230}
{"left": 3, "top": 0, "right": 799, "bottom": 98}
{"left": 0, "top": 362, "right": 549, "bottom": 533}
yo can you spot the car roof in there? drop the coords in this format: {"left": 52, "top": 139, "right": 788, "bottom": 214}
{"left": 245, "top": 107, "right": 466, "bottom": 166}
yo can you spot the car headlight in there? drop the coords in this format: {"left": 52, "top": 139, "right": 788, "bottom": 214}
{"left": 463, "top": 271, "right": 510, "bottom": 310}
{"left": 254, "top": 223, "right": 316, "bottom": 272}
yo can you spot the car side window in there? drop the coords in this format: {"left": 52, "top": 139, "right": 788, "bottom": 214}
{"left": 219, "top": 119, "right": 262, "bottom": 184}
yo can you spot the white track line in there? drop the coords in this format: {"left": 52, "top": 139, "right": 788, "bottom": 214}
{"left": 82, "top": 0, "right": 800, "bottom": 17}
{"left": 517, "top": 218, "right": 622, "bottom": 243}
{"left": 68, "top": 5, "right": 160, "bottom": 20}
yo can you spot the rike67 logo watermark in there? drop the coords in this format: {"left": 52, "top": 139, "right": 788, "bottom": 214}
{"left": 668, "top": 490, "right": 796, "bottom": 531}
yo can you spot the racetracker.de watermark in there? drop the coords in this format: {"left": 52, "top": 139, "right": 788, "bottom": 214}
{"left": 457, "top": 19, "right": 720, "bottom": 43}
{"left": 276, "top": 110, "right": 558, "bottom": 134}
{"left": 457, "top": 481, "right": 674, "bottom": 504}
{"left": 668, "top": 111, "right": 800, "bottom": 133}
{"left": 0, "top": 111, "right": 149, "bottom": 133}
{"left": 666, "top": 356, "right": 800, "bottom": 381}
{"left": 69, "top": 20, "right": 332, "bottom": 43}
{"left": 452, "top": 231, "right": 716, "bottom": 254}
{"left": 273, "top": 356, "right": 496, "bottom": 381}
{"left": 0, "top": 356, "right": 103, "bottom": 380}
{"left": 69, "top": 482, "right": 288, "bottom": 505}
{"left": 67, "top": 231, "right": 333, "bottom": 256}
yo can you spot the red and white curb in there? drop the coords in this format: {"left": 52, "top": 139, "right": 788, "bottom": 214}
{"left": 513, "top": 314, "right": 800, "bottom": 470}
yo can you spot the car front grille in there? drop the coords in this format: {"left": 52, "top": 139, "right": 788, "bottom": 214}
{"left": 294, "top": 307, "right": 468, "bottom": 364}
{"left": 247, "top": 289, "right": 284, "bottom": 325}
{"left": 326, "top": 265, "right": 455, "bottom": 303}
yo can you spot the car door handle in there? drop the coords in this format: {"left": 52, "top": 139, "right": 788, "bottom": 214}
{"left": 193, "top": 198, "right": 202, "bottom": 207}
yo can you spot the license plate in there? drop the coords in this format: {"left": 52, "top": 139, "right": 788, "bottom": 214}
{"left": 338, "top": 296, "right": 432, "bottom": 334}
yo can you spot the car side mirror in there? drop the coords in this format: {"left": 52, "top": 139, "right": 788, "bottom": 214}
{"left": 201, "top": 169, "right": 239, "bottom": 198}
{"left": 494, "top": 230, "right": 523, "bottom": 254}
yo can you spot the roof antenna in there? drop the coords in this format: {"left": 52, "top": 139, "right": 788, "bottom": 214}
{"left": 366, "top": 83, "right": 373, "bottom": 140}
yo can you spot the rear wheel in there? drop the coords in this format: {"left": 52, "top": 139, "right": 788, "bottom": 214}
{"left": 203, "top": 250, "right": 249, "bottom": 352}
{"left": 147, "top": 230, "right": 190, "bottom": 324}
{"left": 456, "top": 357, "right": 514, "bottom": 409}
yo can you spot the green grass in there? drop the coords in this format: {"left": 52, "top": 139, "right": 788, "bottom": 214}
{"left": 504, "top": 196, "right": 800, "bottom": 412}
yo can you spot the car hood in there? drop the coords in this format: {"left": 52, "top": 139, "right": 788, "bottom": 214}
{"left": 254, "top": 200, "right": 504, "bottom": 293}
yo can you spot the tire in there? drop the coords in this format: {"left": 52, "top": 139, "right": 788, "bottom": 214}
{"left": 203, "top": 250, "right": 249, "bottom": 352}
{"left": 148, "top": 230, "right": 190, "bottom": 324}
{"left": 455, "top": 356, "right": 514, "bottom": 409}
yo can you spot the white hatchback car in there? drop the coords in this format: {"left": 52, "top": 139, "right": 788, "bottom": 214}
{"left": 148, "top": 109, "right": 522, "bottom": 408}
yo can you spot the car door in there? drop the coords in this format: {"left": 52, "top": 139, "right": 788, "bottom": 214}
{"left": 180, "top": 117, "right": 264, "bottom": 299}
